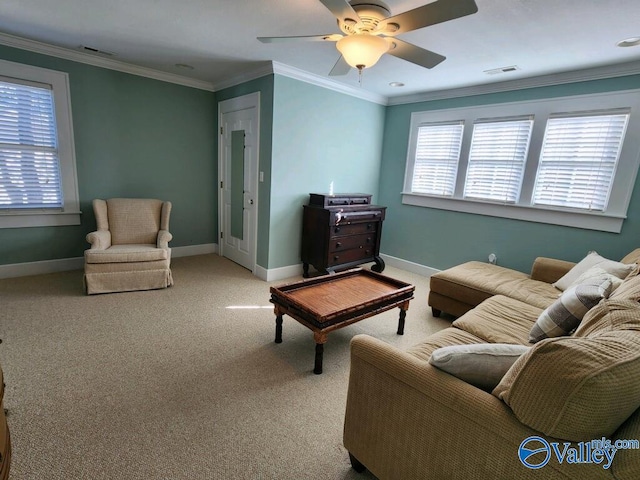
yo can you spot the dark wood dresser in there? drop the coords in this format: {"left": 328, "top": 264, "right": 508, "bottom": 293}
{"left": 301, "top": 193, "right": 386, "bottom": 277}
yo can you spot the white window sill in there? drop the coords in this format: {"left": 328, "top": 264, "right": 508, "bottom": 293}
{"left": 401, "top": 193, "right": 624, "bottom": 233}
{"left": 0, "top": 210, "right": 82, "bottom": 228}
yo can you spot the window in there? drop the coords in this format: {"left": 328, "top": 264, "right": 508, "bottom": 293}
{"left": 410, "top": 121, "right": 463, "bottom": 196}
{"left": 464, "top": 116, "right": 533, "bottom": 203}
{"left": 0, "top": 59, "right": 80, "bottom": 228}
{"left": 402, "top": 90, "right": 640, "bottom": 233}
{"left": 533, "top": 111, "right": 629, "bottom": 211}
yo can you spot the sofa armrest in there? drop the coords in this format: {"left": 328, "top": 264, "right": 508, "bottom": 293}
{"left": 343, "top": 335, "right": 603, "bottom": 480}
{"left": 86, "top": 230, "right": 111, "bottom": 250}
{"left": 157, "top": 230, "right": 173, "bottom": 249}
{"left": 530, "top": 257, "right": 575, "bottom": 284}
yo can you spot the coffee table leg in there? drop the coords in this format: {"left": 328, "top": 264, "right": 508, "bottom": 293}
{"left": 314, "top": 343, "right": 324, "bottom": 374}
{"left": 313, "top": 332, "right": 327, "bottom": 375}
{"left": 275, "top": 314, "right": 283, "bottom": 344}
{"left": 397, "top": 301, "right": 409, "bottom": 335}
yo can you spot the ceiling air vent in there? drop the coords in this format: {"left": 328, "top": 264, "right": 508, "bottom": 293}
{"left": 79, "top": 45, "right": 115, "bottom": 56}
{"left": 484, "top": 65, "right": 520, "bottom": 75}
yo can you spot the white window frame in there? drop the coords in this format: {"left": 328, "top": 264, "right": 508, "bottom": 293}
{"left": 402, "top": 89, "right": 640, "bottom": 233}
{"left": 0, "top": 59, "right": 80, "bottom": 228}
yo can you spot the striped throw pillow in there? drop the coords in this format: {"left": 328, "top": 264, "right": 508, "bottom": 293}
{"left": 529, "top": 275, "right": 613, "bottom": 343}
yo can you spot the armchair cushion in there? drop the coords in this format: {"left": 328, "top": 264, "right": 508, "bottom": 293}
{"left": 106, "top": 198, "right": 164, "bottom": 245}
{"left": 85, "top": 244, "right": 168, "bottom": 264}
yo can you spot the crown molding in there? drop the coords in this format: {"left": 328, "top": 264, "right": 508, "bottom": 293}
{"left": 212, "top": 62, "right": 275, "bottom": 91}
{"left": 271, "top": 61, "right": 388, "bottom": 105}
{"left": 387, "top": 60, "right": 640, "bottom": 105}
{"left": 0, "top": 31, "right": 216, "bottom": 91}
{"left": 215, "top": 61, "right": 389, "bottom": 105}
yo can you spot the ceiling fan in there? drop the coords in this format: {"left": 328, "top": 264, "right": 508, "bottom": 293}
{"left": 258, "top": 0, "right": 478, "bottom": 77}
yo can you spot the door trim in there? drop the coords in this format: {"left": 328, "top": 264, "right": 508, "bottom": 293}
{"left": 218, "top": 92, "right": 260, "bottom": 274}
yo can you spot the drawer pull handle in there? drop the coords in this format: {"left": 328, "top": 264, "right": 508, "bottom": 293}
{"left": 334, "top": 227, "right": 340, "bottom": 234}
{"left": 367, "top": 224, "right": 372, "bottom": 229}
{"left": 336, "top": 242, "right": 342, "bottom": 248}
{"left": 333, "top": 255, "right": 339, "bottom": 261}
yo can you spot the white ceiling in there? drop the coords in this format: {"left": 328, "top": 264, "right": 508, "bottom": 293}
{"left": 1, "top": 0, "right": 640, "bottom": 100}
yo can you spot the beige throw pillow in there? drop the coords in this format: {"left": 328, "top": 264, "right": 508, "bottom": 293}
{"left": 553, "top": 251, "right": 634, "bottom": 291}
{"left": 429, "top": 343, "right": 530, "bottom": 392}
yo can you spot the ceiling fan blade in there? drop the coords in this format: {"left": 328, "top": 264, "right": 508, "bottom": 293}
{"left": 318, "top": 0, "right": 362, "bottom": 24}
{"left": 386, "top": 38, "right": 446, "bottom": 69}
{"left": 329, "top": 55, "right": 351, "bottom": 76}
{"left": 258, "top": 34, "right": 342, "bottom": 43}
{"left": 379, "top": 0, "right": 478, "bottom": 35}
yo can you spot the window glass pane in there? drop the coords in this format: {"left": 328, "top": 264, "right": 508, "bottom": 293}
{"left": 411, "top": 121, "right": 463, "bottom": 196}
{"left": 0, "top": 79, "right": 62, "bottom": 208}
{"left": 533, "top": 112, "right": 629, "bottom": 211}
{"left": 464, "top": 117, "right": 533, "bottom": 203}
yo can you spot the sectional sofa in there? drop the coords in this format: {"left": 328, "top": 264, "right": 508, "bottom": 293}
{"left": 343, "top": 250, "right": 640, "bottom": 479}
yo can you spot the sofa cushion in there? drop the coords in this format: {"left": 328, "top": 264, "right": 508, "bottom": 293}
{"left": 405, "top": 328, "right": 486, "bottom": 363}
{"left": 529, "top": 275, "right": 612, "bottom": 343}
{"left": 573, "top": 298, "right": 640, "bottom": 338}
{"left": 493, "top": 331, "right": 640, "bottom": 441}
{"left": 452, "top": 295, "right": 542, "bottom": 346}
{"left": 609, "top": 266, "right": 640, "bottom": 301}
{"left": 429, "top": 343, "right": 530, "bottom": 392}
{"left": 430, "top": 261, "right": 561, "bottom": 310}
{"left": 553, "top": 251, "right": 634, "bottom": 291}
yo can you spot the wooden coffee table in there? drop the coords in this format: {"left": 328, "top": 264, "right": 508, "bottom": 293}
{"left": 270, "top": 268, "right": 415, "bottom": 374}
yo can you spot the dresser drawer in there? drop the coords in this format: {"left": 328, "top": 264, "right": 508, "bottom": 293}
{"left": 331, "top": 222, "right": 378, "bottom": 237}
{"left": 329, "top": 233, "right": 375, "bottom": 253}
{"left": 328, "top": 247, "right": 374, "bottom": 267}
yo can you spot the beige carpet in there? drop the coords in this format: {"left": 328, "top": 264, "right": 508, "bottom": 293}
{"left": 0, "top": 254, "right": 449, "bottom": 480}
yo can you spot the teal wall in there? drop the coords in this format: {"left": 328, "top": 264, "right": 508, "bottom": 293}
{"left": 378, "top": 75, "right": 640, "bottom": 273}
{"left": 0, "top": 45, "right": 217, "bottom": 265}
{"left": 4, "top": 41, "right": 640, "bottom": 276}
{"left": 216, "top": 75, "right": 274, "bottom": 270}
{"left": 269, "top": 75, "right": 386, "bottom": 269}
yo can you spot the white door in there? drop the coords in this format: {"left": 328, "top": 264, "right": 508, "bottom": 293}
{"left": 219, "top": 93, "right": 259, "bottom": 272}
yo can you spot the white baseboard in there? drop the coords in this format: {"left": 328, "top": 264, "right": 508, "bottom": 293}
{"left": 255, "top": 263, "right": 304, "bottom": 282}
{"left": 380, "top": 253, "right": 440, "bottom": 277}
{"left": 0, "top": 256, "right": 85, "bottom": 279}
{"left": 0, "top": 247, "right": 438, "bottom": 282}
{"left": 0, "top": 243, "right": 220, "bottom": 279}
{"left": 172, "top": 243, "right": 218, "bottom": 258}
{"left": 256, "top": 255, "right": 439, "bottom": 283}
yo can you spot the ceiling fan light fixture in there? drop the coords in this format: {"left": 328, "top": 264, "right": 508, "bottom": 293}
{"left": 336, "top": 33, "right": 389, "bottom": 70}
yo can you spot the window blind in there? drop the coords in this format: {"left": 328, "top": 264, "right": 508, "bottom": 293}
{"left": 464, "top": 116, "right": 533, "bottom": 203}
{"left": 0, "top": 79, "right": 62, "bottom": 209}
{"left": 533, "top": 112, "right": 629, "bottom": 211}
{"left": 411, "top": 121, "right": 464, "bottom": 196}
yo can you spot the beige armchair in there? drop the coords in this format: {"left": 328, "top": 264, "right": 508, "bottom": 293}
{"left": 84, "top": 198, "right": 174, "bottom": 295}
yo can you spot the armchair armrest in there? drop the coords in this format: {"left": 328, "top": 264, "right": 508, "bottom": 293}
{"left": 157, "top": 230, "right": 173, "bottom": 249}
{"left": 86, "top": 230, "right": 111, "bottom": 250}
{"left": 530, "top": 257, "right": 575, "bottom": 284}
